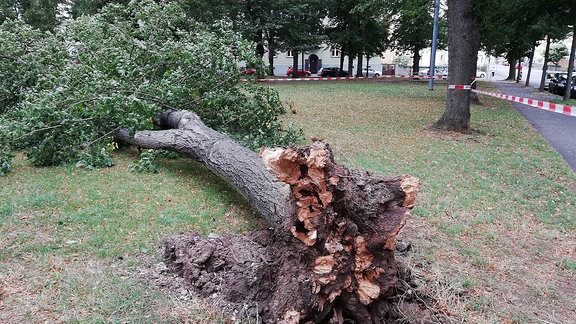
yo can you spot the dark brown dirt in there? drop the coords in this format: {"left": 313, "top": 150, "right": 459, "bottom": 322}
{"left": 153, "top": 231, "right": 454, "bottom": 324}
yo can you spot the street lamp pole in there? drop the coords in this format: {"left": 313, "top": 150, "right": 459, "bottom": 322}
{"left": 429, "top": 0, "right": 440, "bottom": 90}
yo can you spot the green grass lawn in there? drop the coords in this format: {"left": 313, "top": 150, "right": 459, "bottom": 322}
{"left": 1, "top": 80, "right": 575, "bottom": 323}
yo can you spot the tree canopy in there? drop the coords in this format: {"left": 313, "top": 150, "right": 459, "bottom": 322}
{"left": 389, "top": 0, "right": 446, "bottom": 74}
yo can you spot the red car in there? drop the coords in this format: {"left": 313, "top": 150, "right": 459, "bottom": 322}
{"left": 241, "top": 67, "right": 257, "bottom": 75}
{"left": 286, "top": 67, "right": 312, "bottom": 77}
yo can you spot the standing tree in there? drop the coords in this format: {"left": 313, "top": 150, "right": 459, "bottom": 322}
{"left": 564, "top": 22, "right": 576, "bottom": 101}
{"left": 389, "top": 0, "right": 444, "bottom": 76}
{"left": 431, "top": 0, "right": 480, "bottom": 132}
{"left": 325, "top": 0, "right": 390, "bottom": 77}
{"left": 275, "top": 0, "right": 325, "bottom": 77}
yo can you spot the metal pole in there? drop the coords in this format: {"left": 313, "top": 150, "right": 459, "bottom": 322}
{"left": 429, "top": 0, "right": 440, "bottom": 90}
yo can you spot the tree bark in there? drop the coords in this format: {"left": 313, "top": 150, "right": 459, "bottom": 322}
{"left": 563, "top": 23, "right": 576, "bottom": 101}
{"left": 116, "top": 109, "right": 422, "bottom": 323}
{"left": 412, "top": 46, "right": 421, "bottom": 77}
{"left": 525, "top": 44, "right": 535, "bottom": 87}
{"left": 506, "top": 58, "right": 517, "bottom": 80}
{"left": 431, "top": 0, "right": 480, "bottom": 132}
{"left": 539, "top": 36, "right": 551, "bottom": 92}
{"left": 292, "top": 52, "right": 299, "bottom": 78}
{"left": 115, "top": 110, "right": 295, "bottom": 228}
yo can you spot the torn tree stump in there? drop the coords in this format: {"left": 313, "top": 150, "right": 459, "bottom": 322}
{"left": 116, "top": 109, "right": 421, "bottom": 323}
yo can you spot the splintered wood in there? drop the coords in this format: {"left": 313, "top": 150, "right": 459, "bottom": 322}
{"left": 261, "top": 141, "right": 422, "bottom": 320}
{"left": 261, "top": 143, "right": 333, "bottom": 246}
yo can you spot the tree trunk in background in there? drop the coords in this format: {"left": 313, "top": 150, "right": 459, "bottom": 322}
{"left": 292, "top": 52, "right": 299, "bottom": 78}
{"left": 356, "top": 54, "right": 364, "bottom": 77}
{"left": 115, "top": 109, "right": 422, "bottom": 323}
{"left": 525, "top": 44, "right": 535, "bottom": 87}
{"left": 412, "top": 46, "right": 421, "bottom": 76}
{"left": 507, "top": 58, "right": 517, "bottom": 80}
{"left": 539, "top": 37, "right": 551, "bottom": 92}
{"left": 347, "top": 53, "right": 354, "bottom": 76}
{"left": 564, "top": 23, "right": 576, "bottom": 101}
{"left": 268, "top": 44, "right": 275, "bottom": 76}
{"left": 432, "top": 0, "right": 480, "bottom": 132}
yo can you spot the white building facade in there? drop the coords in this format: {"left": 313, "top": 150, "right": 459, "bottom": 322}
{"left": 269, "top": 46, "right": 385, "bottom": 76}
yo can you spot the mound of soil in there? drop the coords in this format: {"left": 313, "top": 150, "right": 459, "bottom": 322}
{"left": 150, "top": 232, "right": 453, "bottom": 323}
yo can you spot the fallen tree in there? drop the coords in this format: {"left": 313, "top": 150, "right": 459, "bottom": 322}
{"left": 116, "top": 109, "right": 422, "bottom": 323}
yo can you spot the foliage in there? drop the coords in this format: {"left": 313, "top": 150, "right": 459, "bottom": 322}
{"left": 71, "top": 0, "right": 131, "bottom": 18}
{"left": 274, "top": 0, "right": 327, "bottom": 54}
{"left": 389, "top": 0, "right": 445, "bottom": 71}
{"left": 0, "top": 20, "right": 62, "bottom": 115}
{"left": 0, "top": 145, "right": 13, "bottom": 175}
{"left": 0, "top": 0, "right": 301, "bottom": 172}
{"left": 548, "top": 43, "right": 569, "bottom": 66}
{"left": 479, "top": 0, "right": 571, "bottom": 66}
{"left": 0, "top": 0, "right": 61, "bottom": 31}
{"left": 326, "top": 0, "right": 391, "bottom": 74}
{"left": 129, "top": 149, "right": 159, "bottom": 173}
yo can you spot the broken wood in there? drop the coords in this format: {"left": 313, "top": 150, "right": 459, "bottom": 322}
{"left": 116, "top": 109, "right": 421, "bottom": 323}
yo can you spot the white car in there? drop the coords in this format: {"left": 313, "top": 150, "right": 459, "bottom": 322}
{"left": 419, "top": 68, "right": 448, "bottom": 77}
{"left": 476, "top": 70, "right": 486, "bottom": 78}
{"left": 361, "top": 68, "right": 380, "bottom": 77}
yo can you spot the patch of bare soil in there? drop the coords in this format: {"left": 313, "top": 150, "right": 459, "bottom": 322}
{"left": 140, "top": 231, "right": 455, "bottom": 324}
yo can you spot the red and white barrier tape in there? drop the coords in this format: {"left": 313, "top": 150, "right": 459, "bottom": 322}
{"left": 240, "top": 74, "right": 447, "bottom": 83}
{"left": 243, "top": 75, "right": 576, "bottom": 117}
{"left": 471, "top": 89, "right": 576, "bottom": 117}
{"left": 447, "top": 85, "right": 471, "bottom": 90}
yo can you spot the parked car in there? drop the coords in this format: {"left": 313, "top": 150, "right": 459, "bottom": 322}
{"left": 240, "top": 67, "right": 257, "bottom": 75}
{"left": 476, "top": 70, "right": 486, "bottom": 78}
{"left": 419, "top": 68, "right": 448, "bottom": 77}
{"left": 318, "top": 66, "right": 349, "bottom": 77}
{"left": 548, "top": 72, "right": 569, "bottom": 95}
{"left": 554, "top": 75, "right": 576, "bottom": 98}
{"left": 286, "top": 67, "right": 311, "bottom": 77}
{"left": 360, "top": 68, "right": 380, "bottom": 77}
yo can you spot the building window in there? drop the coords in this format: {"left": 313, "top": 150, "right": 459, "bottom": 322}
{"left": 331, "top": 48, "right": 340, "bottom": 57}
{"left": 286, "top": 50, "right": 293, "bottom": 58}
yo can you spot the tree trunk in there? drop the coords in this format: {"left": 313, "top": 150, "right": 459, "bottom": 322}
{"left": 292, "top": 52, "right": 299, "bottom": 78}
{"left": 564, "top": 23, "right": 576, "bottom": 101}
{"left": 347, "top": 53, "right": 354, "bottom": 76}
{"left": 115, "top": 110, "right": 295, "bottom": 227}
{"left": 116, "top": 110, "right": 422, "bottom": 323}
{"left": 525, "top": 44, "right": 535, "bottom": 87}
{"left": 539, "top": 36, "right": 551, "bottom": 92}
{"left": 506, "top": 58, "right": 517, "bottom": 80}
{"left": 268, "top": 38, "right": 276, "bottom": 76}
{"left": 412, "top": 46, "right": 421, "bottom": 77}
{"left": 431, "top": 0, "right": 480, "bottom": 132}
{"left": 356, "top": 54, "right": 363, "bottom": 77}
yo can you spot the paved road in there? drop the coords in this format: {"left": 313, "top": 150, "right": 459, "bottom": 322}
{"left": 489, "top": 79, "right": 576, "bottom": 171}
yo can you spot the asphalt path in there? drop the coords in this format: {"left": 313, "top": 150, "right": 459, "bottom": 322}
{"left": 488, "top": 78, "right": 576, "bottom": 172}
